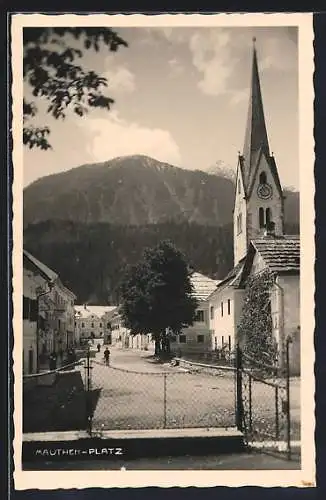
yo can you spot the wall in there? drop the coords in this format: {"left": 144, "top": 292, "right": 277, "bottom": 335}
{"left": 233, "top": 168, "right": 248, "bottom": 265}
{"left": 208, "top": 287, "right": 244, "bottom": 352}
{"left": 23, "top": 269, "right": 40, "bottom": 374}
{"left": 277, "top": 274, "right": 300, "bottom": 375}
{"left": 247, "top": 153, "right": 284, "bottom": 241}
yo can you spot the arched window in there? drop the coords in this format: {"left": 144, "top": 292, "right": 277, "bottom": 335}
{"left": 259, "top": 207, "right": 265, "bottom": 228}
{"left": 266, "top": 207, "right": 272, "bottom": 226}
{"left": 238, "top": 179, "right": 241, "bottom": 194}
{"left": 259, "top": 171, "right": 267, "bottom": 184}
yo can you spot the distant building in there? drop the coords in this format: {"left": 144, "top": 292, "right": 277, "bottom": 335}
{"left": 23, "top": 250, "right": 76, "bottom": 373}
{"left": 74, "top": 305, "right": 117, "bottom": 344}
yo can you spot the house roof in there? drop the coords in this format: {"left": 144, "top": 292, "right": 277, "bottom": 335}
{"left": 75, "top": 305, "right": 117, "bottom": 319}
{"left": 23, "top": 249, "right": 58, "bottom": 283}
{"left": 190, "top": 272, "right": 220, "bottom": 301}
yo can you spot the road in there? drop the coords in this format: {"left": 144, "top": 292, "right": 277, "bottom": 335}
{"left": 89, "top": 346, "right": 237, "bottom": 431}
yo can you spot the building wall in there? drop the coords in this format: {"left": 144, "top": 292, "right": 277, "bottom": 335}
{"left": 208, "top": 288, "right": 244, "bottom": 352}
{"left": 234, "top": 169, "right": 248, "bottom": 265}
{"left": 169, "top": 300, "right": 212, "bottom": 355}
{"left": 276, "top": 274, "right": 300, "bottom": 375}
{"left": 23, "top": 268, "right": 43, "bottom": 374}
{"left": 75, "top": 309, "right": 112, "bottom": 342}
{"left": 247, "top": 154, "right": 284, "bottom": 241}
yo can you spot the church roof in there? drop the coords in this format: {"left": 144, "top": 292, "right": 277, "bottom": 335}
{"left": 238, "top": 236, "right": 300, "bottom": 288}
{"left": 251, "top": 237, "right": 300, "bottom": 272}
{"left": 239, "top": 40, "right": 282, "bottom": 197}
{"left": 190, "top": 272, "right": 220, "bottom": 301}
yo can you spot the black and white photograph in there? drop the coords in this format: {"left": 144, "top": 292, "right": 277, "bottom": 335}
{"left": 12, "top": 13, "right": 315, "bottom": 488}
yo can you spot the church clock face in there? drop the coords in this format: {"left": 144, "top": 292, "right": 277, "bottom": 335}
{"left": 257, "top": 183, "right": 273, "bottom": 200}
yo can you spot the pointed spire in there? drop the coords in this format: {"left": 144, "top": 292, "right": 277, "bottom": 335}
{"left": 242, "top": 39, "right": 270, "bottom": 190}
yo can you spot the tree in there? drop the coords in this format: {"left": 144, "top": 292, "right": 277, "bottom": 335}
{"left": 237, "top": 269, "right": 278, "bottom": 366}
{"left": 119, "top": 240, "right": 198, "bottom": 356}
{"left": 23, "top": 27, "right": 127, "bottom": 150}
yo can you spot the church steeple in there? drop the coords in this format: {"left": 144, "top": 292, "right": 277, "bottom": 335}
{"left": 242, "top": 38, "right": 271, "bottom": 193}
{"left": 233, "top": 38, "right": 284, "bottom": 267}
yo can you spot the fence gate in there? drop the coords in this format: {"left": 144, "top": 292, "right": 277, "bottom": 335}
{"left": 236, "top": 340, "right": 293, "bottom": 460}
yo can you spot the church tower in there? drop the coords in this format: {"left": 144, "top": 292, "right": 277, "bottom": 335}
{"left": 233, "top": 39, "right": 284, "bottom": 266}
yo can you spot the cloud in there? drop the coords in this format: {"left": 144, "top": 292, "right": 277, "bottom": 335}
{"left": 259, "top": 37, "right": 297, "bottom": 73}
{"left": 189, "top": 29, "right": 237, "bottom": 96}
{"left": 228, "top": 87, "right": 249, "bottom": 106}
{"left": 78, "top": 111, "right": 182, "bottom": 166}
{"left": 104, "top": 66, "right": 136, "bottom": 94}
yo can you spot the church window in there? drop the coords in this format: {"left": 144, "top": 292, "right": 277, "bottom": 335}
{"left": 221, "top": 302, "right": 224, "bottom": 317}
{"left": 259, "top": 171, "right": 267, "bottom": 184}
{"left": 238, "top": 179, "right": 241, "bottom": 194}
{"left": 266, "top": 207, "right": 272, "bottom": 226}
{"left": 227, "top": 299, "right": 231, "bottom": 315}
{"left": 259, "top": 207, "right": 265, "bottom": 228}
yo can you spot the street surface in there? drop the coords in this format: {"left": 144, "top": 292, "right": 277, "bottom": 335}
{"left": 89, "top": 346, "right": 236, "bottom": 431}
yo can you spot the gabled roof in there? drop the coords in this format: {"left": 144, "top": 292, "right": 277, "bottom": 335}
{"left": 190, "top": 272, "right": 220, "bottom": 301}
{"left": 208, "top": 258, "right": 246, "bottom": 297}
{"left": 239, "top": 236, "right": 300, "bottom": 287}
{"left": 23, "top": 249, "right": 58, "bottom": 283}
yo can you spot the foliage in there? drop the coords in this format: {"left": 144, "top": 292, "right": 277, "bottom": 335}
{"left": 237, "top": 269, "right": 278, "bottom": 365}
{"left": 119, "top": 240, "right": 198, "bottom": 354}
{"left": 23, "top": 27, "right": 127, "bottom": 149}
{"left": 23, "top": 220, "right": 233, "bottom": 305}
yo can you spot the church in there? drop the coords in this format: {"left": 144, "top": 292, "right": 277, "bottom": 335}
{"left": 208, "top": 39, "right": 300, "bottom": 375}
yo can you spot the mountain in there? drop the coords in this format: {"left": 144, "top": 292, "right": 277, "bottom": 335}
{"left": 23, "top": 155, "right": 235, "bottom": 228}
{"left": 203, "top": 160, "right": 236, "bottom": 182}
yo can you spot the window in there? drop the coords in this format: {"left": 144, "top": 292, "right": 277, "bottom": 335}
{"left": 91, "top": 322, "right": 94, "bottom": 328}
{"left": 74, "top": 321, "right": 76, "bottom": 327}
{"left": 58, "top": 319, "right": 61, "bottom": 330}
{"left": 259, "top": 171, "right": 267, "bottom": 184}
{"left": 259, "top": 207, "right": 265, "bottom": 228}
{"left": 82, "top": 322, "right": 85, "bottom": 328}
{"left": 99, "top": 323, "right": 102, "bottom": 328}
{"left": 107, "top": 323, "right": 111, "bottom": 329}
{"left": 227, "top": 299, "right": 231, "bottom": 315}
{"left": 197, "top": 335, "right": 205, "bottom": 343}
{"left": 170, "top": 335, "right": 177, "bottom": 342}
{"left": 23, "top": 296, "right": 29, "bottom": 320}
{"left": 221, "top": 302, "right": 224, "bottom": 317}
{"left": 238, "top": 179, "right": 241, "bottom": 194}
{"left": 195, "top": 310, "right": 204, "bottom": 322}
{"left": 222, "top": 335, "right": 224, "bottom": 346}
{"left": 210, "top": 306, "right": 214, "bottom": 320}
{"left": 228, "top": 335, "right": 232, "bottom": 350}
{"left": 266, "top": 207, "right": 272, "bottom": 226}
{"left": 179, "top": 335, "right": 187, "bottom": 343}
{"left": 100, "top": 332, "right": 103, "bottom": 336}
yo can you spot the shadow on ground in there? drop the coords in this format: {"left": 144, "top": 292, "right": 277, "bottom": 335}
{"left": 23, "top": 370, "right": 100, "bottom": 433}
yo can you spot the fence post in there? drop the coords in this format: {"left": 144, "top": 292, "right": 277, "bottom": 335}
{"left": 285, "top": 337, "right": 292, "bottom": 460}
{"left": 163, "top": 373, "right": 167, "bottom": 429}
{"left": 85, "top": 348, "right": 92, "bottom": 436}
{"left": 235, "top": 344, "right": 244, "bottom": 432}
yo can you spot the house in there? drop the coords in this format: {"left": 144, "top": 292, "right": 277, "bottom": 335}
{"left": 74, "top": 305, "right": 117, "bottom": 344}
{"left": 169, "top": 272, "right": 219, "bottom": 356}
{"left": 23, "top": 250, "right": 76, "bottom": 373}
{"left": 207, "top": 39, "right": 300, "bottom": 374}
{"left": 208, "top": 261, "right": 245, "bottom": 353}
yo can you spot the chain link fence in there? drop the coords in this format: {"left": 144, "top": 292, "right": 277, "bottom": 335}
{"left": 88, "top": 359, "right": 237, "bottom": 432}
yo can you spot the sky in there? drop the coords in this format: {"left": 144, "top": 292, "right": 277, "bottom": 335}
{"left": 23, "top": 26, "right": 299, "bottom": 189}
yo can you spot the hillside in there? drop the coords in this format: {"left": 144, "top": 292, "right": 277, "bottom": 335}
{"left": 23, "top": 220, "right": 234, "bottom": 304}
{"left": 23, "top": 155, "right": 235, "bottom": 228}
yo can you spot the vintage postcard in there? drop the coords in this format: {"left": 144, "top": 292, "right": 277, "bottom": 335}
{"left": 11, "top": 12, "right": 315, "bottom": 488}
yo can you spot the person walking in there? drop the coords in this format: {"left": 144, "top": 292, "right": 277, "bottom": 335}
{"left": 104, "top": 347, "right": 111, "bottom": 366}
{"left": 49, "top": 351, "right": 57, "bottom": 371}
{"left": 97, "top": 343, "right": 101, "bottom": 353}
